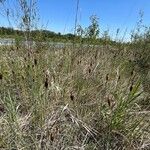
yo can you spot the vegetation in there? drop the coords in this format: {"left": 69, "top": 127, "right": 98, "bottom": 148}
{"left": 0, "top": 27, "right": 117, "bottom": 45}
{"left": 0, "top": 0, "right": 150, "bottom": 150}
{"left": 0, "top": 27, "right": 73, "bottom": 41}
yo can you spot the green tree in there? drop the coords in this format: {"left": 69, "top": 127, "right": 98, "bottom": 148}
{"left": 86, "top": 15, "right": 100, "bottom": 40}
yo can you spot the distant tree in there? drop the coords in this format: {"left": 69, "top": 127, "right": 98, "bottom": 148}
{"left": 65, "top": 33, "right": 75, "bottom": 40}
{"left": 58, "top": 32, "right": 61, "bottom": 36}
{"left": 76, "top": 25, "right": 84, "bottom": 37}
{"left": 86, "top": 15, "right": 100, "bottom": 40}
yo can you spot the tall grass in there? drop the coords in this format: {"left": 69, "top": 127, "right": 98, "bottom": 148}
{"left": 0, "top": 39, "right": 149, "bottom": 149}
{"left": 0, "top": 1, "right": 150, "bottom": 149}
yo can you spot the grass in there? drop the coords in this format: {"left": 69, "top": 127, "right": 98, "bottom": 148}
{"left": 0, "top": 40, "right": 150, "bottom": 149}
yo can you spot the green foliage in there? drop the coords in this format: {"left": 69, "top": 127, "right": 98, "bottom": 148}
{"left": 130, "top": 12, "right": 150, "bottom": 95}
{"left": 86, "top": 15, "right": 100, "bottom": 39}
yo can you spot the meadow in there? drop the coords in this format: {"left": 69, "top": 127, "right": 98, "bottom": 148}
{"left": 0, "top": 35, "right": 149, "bottom": 149}
{"left": 0, "top": 0, "right": 150, "bottom": 149}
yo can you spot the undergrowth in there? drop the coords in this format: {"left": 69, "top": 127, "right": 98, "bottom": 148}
{"left": 0, "top": 41, "right": 149, "bottom": 149}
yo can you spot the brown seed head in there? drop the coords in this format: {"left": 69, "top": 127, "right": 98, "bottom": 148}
{"left": 89, "top": 68, "right": 91, "bottom": 74}
{"left": 12, "top": 70, "right": 15, "bottom": 75}
{"left": 0, "top": 104, "right": 4, "bottom": 113}
{"left": 106, "top": 74, "right": 109, "bottom": 81}
{"left": 70, "top": 93, "right": 74, "bottom": 101}
{"left": 131, "top": 70, "right": 134, "bottom": 76}
{"left": 44, "top": 78, "right": 48, "bottom": 89}
{"left": 130, "top": 85, "right": 133, "bottom": 91}
{"left": 34, "top": 58, "right": 37, "bottom": 66}
{"left": 0, "top": 73, "right": 3, "bottom": 80}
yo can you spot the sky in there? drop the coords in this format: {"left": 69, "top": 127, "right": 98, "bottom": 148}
{"left": 0, "top": 0, "right": 150, "bottom": 41}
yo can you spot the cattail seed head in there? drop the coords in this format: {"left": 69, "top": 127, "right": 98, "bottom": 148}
{"left": 0, "top": 104, "right": 4, "bottom": 113}
{"left": 28, "top": 52, "right": 30, "bottom": 57}
{"left": 70, "top": 93, "right": 74, "bottom": 101}
{"left": 107, "top": 98, "right": 111, "bottom": 107}
{"left": 0, "top": 73, "right": 3, "bottom": 80}
{"left": 21, "top": 75, "right": 24, "bottom": 80}
{"left": 89, "top": 68, "right": 91, "bottom": 74}
{"left": 106, "top": 94, "right": 115, "bottom": 109}
{"left": 130, "top": 85, "right": 133, "bottom": 91}
{"left": 12, "top": 70, "right": 15, "bottom": 75}
{"left": 95, "top": 54, "right": 97, "bottom": 59}
{"left": 131, "top": 70, "right": 134, "bottom": 76}
{"left": 44, "top": 78, "right": 48, "bottom": 89}
{"left": 50, "top": 133, "right": 54, "bottom": 142}
{"left": 34, "top": 58, "right": 37, "bottom": 66}
{"left": 106, "top": 74, "right": 109, "bottom": 81}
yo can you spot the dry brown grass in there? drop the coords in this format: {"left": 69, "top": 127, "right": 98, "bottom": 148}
{"left": 0, "top": 42, "right": 149, "bottom": 149}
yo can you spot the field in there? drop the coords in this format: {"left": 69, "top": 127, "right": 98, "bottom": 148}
{"left": 0, "top": 40, "right": 149, "bottom": 149}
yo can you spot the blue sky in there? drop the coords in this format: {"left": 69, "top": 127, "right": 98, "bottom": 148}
{"left": 38, "top": 0, "right": 150, "bottom": 40}
{"left": 0, "top": 0, "right": 150, "bottom": 40}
